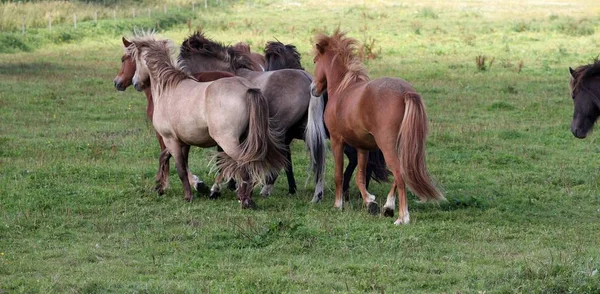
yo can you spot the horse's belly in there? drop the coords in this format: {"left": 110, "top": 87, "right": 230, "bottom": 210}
{"left": 176, "top": 124, "right": 216, "bottom": 147}
{"left": 342, "top": 132, "right": 378, "bottom": 150}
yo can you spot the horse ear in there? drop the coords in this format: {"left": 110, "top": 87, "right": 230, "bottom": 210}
{"left": 569, "top": 67, "right": 575, "bottom": 77}
{"left": 122, "top": 37, "right": 132, "bottom": 47}
{"left": 315, "top": 43, "right": 324, "bottom": 54}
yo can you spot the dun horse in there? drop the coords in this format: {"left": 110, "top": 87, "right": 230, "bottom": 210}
{"left": 307, "top": 30, "right": 443, "bottom": 225}
{"left": 178, "top": 31, "right": 326, "bottom": 202}
{"left": 264, "top": 41, "right": 390, "bottom": 199}
{"left": 127, "top": 34, "right": 287, "bottom": 208}
{"left": 569, "top": 60, "right": 600, "bottom": 139}
{"left": 113, "top": 37, "right": 235, "bottom": 196}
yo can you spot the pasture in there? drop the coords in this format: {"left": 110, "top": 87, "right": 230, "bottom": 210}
{"left": 1, "top": 0, "right": 600, "bottom": 292}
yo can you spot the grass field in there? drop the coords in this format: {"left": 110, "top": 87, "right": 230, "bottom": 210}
{"left": 1, "top": 0, "right": 600, "bottom": 292}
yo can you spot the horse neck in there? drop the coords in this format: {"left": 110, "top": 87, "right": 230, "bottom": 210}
{"left": 324, "top": 61, "right": 351, "bottom": 98}
{"left": 584, "top": 78, "right": 600, "bottom": 107}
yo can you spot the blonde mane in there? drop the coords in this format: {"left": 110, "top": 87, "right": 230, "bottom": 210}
{"left": 313, "top": 29, "right": 369, "bottom": 93}
{"left": 126, "top": 32, "right": 193, "bottom": 98}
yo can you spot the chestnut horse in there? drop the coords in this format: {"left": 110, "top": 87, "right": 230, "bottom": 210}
{"left": 113, "top": 37, "right": 235, "bottom": 196}
{"left": 264, "top": 41, "right": 390, "bottom": 199}
{"left": 233, "top": 42, "right": 266, "bottom": 71}
{"left": 178, "top": 31, "right": 326, "bottom": 203}
{"left": 127, "top": 34, "right": 287, "bottom": 208}
{"left": 308, "top": 30, "right": 443, "bottom": 225}
{"left": 569, "top": 60, "right": 600, "bottom": 139}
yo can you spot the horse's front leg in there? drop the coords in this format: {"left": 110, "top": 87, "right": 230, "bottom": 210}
{"left": 282, "top": 143, "right": 297, "bottom": 195}
{"left": 356, "top": 149, "right": 379, "bottom": 215}
{"left": 260, "top": 173, "right": 278, "bottom": 197}
{"left": 330, "top": 138, "right": 345, "bottom": 209}
{"left": 166, "top": 141, "right": 194, "bottom": 201}
{"left": 181, "top": 145, "right": 209, "bottom": 195}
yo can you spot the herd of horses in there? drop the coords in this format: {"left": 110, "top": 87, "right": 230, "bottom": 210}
{"left": 112, "top": 28, "right": 600, "bottom": 225}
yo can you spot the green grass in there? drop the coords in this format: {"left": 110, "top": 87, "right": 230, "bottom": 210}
{"left": 1, "top": 0, "right": 600, "bottom": 292}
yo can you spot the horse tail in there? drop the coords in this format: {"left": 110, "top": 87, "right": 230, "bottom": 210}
{"left": 367, "top": 149, "right": 391, "bottom": 183}
{"left": 305, "top": 90, "right": 328, "bottom": 192}
{"left": 397, "top": 92, "right": 444, "bottom": 201}
{"left": 237, "top": 88, "right": 288, "bottom": 184}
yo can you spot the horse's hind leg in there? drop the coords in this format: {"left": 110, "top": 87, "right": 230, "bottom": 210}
{"left": 155, "top": 149, "right": 171, "bottom": 195}
{"left": 355, "top": 149, "right": 379, "bottom": 215}
{"left": 330, "top": 138, "right": 345, "bottom": 208}
{"left": 210, "top": 172, "right": 224, "bottom": 200}
{"left": 260, "top": 173, "right": 277, "bottom": 197}
{"left": 343, "top": 145, "right": 357, "bottom": 201}
{"left": 379, "top": 146, "right": 409, "bottom": 225}
{"left": 238, "top": 171, "right": 256, "bottom": 209}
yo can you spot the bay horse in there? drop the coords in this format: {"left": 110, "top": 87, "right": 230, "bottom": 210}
{"left": 113, "top": 37, "right": 235, "bottom": 196}
{"left": 264, "top": 41, "right": 390, "bottom": 200}
{"left": 307, "top": 30, "right": 443, "bottom": 225}
{"left": 569, "top": 60, "right": 600, "bottom": 138}
{"left": 177, "top": 31, "right": 326, "bottom": 203}
{"left": 127, "top": 34, "right": 287, "bottom": 208}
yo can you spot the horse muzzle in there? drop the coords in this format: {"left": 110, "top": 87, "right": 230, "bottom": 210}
{"left": 113, "top": 79, "right": 128, "bottom": 91}
{"left": 571, "top": 126, "right": 588, "bottom": 139}
{"left": 132, "top": 80, "right": 145, "bottom": 92}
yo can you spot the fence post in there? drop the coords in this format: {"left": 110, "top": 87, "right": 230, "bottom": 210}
{"left": 49, "top": 15, "right": 52, "bottom": 31}
{"left": 204, "top": 0, "right": 207, "bottom": 9}
{"left": 74, "top": 14, "right": 77, "bottom": 28}
{"left": 192, "top": 2, "right": 195, "bottom": 12}
{"left": 147, "top": 8, "right": 151, "bottom": 18}
{"left": 94, "top": 11, "right": 98, "bottom": 23}
{"left": 178, "top": 4, "right": 181, "bottom": 12}
{"left": 132, "top": 8, "right": 136, "bottom": 18}
{"left": 163, "top": 4, "right": 166, "bottom": 14}
{"left": 21, "top": 16, "right": 25, "bottom": 34}
{"left": 113, "top": 9, "right": 117, "bottom": 21}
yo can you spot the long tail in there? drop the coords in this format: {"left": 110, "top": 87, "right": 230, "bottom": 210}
{"left": 367, "top": 149, "right": 391, "bottom": 183}
{"left": 398, "top": 92, "right": 444, "bottom": 201}
{"left": 305, "top": 89, "right": 327, "bottom": 187}
{"left": 219, "top": 88, "right": 288, "bottom": 185}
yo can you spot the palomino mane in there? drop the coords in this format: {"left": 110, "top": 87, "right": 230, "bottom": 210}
{"left": 265, "top": 41, "right": 303, "bottom": 70}
{"left": 313, "top": 29, "right": 369, "bottom": 92}
{"left": 179, "top": 31, "right": 258, "bottom": 71}
{"left": 572, "top": 59, "right": 600, "bottom": 92}
{"left": 127, "top": 34, "right": 192, "bottom": 98}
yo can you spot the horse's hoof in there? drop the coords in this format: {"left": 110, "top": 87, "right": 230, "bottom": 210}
{"left": 226, "top": 179, "right": 237, "bottom": 191}
{"left": 343, "top": 190, "right": 350, "bottom": 202}
{"left": 154, "top": 185, "right": 165, "bottom": 196}
{"left": 195, "top": 181, "right": 210, "bottom": 195}
{"left": 241, "top": 199, "right": 256, "bottom": 209}
{"left": 383, "top": 207, "right": 394, "bottom": 217}
{"left": 289, "top": 186, "right": 297, "bottom": 195}
{"left": 311, "top": 192, "right": 323, "bottom": 203}
{"left": 367, "top": 202, "right": 380, "bottom": 215}
{"left": 185, "top": 195, "right": 193, "bottom": 202}
{"left": 209, "top": 191, "right": 221, "bottom": 200}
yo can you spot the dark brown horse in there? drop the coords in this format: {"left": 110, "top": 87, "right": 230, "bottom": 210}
{"left": 113, "top": 37, "right": 235, "bottom": 196}
{"left": 307, "top": 30, "right": 443, "bottom": 225}
{"left": 178, "top": 31, "right": 326, "bottom": 203}
{"left": 569, "top": 60, "right": 600, "bottom": 138}
{"left": 264, "top": 41, "right": 390, "bottom": 200}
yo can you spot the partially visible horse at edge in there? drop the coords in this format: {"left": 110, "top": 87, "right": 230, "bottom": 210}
{"left": 127, "top": 34, "right": 287, "bottom": 208}
{"left": 113, "top": 37, "right": 236, "bottom": 196}
{"left": 264, "top": 40, "right": 390, "bottom": 200}
{"left": 178, "top": 31, "right": 326, "bottom": 203}
{"left": 569, "top": 60, "right": 600, "bottom": 139}
{"left": 307, "top": 30, "right": 444, "bottom": 225}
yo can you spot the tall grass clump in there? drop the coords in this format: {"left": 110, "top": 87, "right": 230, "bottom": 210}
{"left": 416, "top": 7, "right": 438, "bottom": 19}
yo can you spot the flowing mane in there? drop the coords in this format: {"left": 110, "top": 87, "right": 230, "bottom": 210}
{"left": 127, "top": 34, "right": 192, "bottom": 98}
{"left": 265, "top": 41, "right": 303, "bottom": 70}
{"left": 313, "top": 29, "right": 369, "bottom": 92}
{"left": 178, "top": 30, "right": 259, "bottom": 71}
{"left": 572, "top": 59, "right": 600, "bottom": 92}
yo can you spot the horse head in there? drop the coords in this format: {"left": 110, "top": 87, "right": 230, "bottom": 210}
{"left": 113, "top": 37, "right": 138, "bottom": 91}
{"left": 570, "top": 63, "right": 600, "bottom": 139}
{"left": 264, "top": 41, "right": 303, "bottom": 71}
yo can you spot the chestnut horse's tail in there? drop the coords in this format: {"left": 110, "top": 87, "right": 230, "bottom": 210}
{"left": 398, "top": 92, "right": 444, "bottom": 201}
{"left": 219, "top": 88, "right": 288, "bottom": 185}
